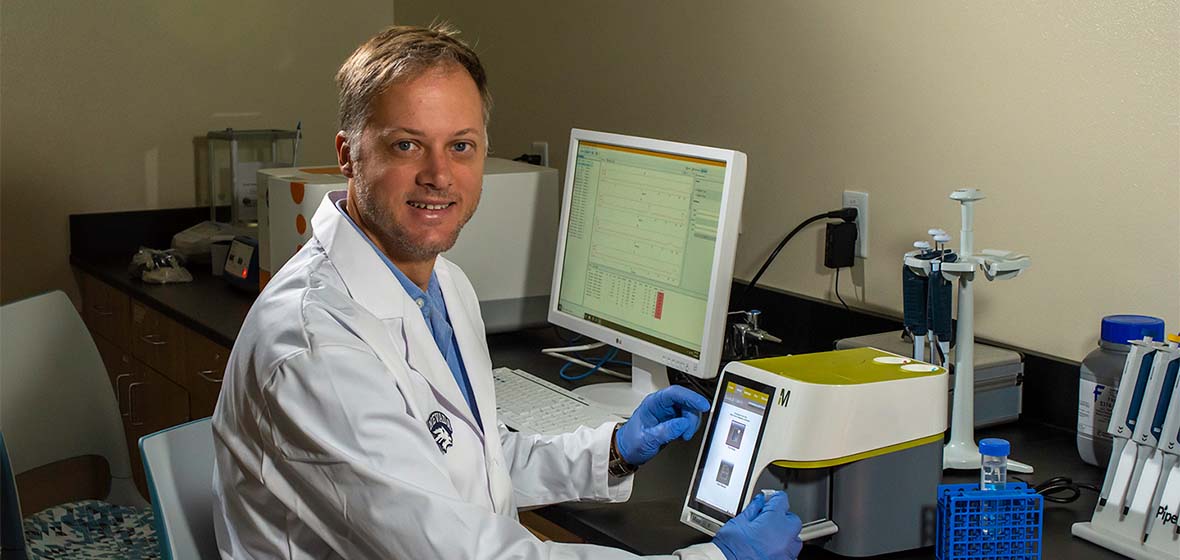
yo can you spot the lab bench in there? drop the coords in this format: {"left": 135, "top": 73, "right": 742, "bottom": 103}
{"left": 67, "top": 209, "right": 1124, "bottom": 559}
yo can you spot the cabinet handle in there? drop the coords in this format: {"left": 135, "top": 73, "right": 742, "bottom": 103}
{"left": 115, "top": 373, "right": 133, "bottom": 416}
{"left": 140, "top": 334, "right": 168, "bottom": 346}
{"left": 91, "top": 304, "right": 114, "bottom": 317}
{"left": 127, "top": 382, "right": 145, "bottom": 426}
{"left": 198, "top": 369, "right": 223, "bottom": 384}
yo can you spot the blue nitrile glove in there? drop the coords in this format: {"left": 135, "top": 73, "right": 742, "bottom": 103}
{"left": 713, "top": 491, "right": 804, "bottom": 560}
{"left": 615, "top": 386, "right": 710, "bottom": 466}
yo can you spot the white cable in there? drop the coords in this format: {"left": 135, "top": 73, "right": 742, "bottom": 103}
{"left": 541, "top": 343, "right": 631, "bottom": 381}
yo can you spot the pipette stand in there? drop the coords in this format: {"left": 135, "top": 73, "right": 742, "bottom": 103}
{"left": 908, "top": 189, "right": 1033, "bottom": 473}
{"left": 1072, "top": 341, "right": 1180, "bottom": 559}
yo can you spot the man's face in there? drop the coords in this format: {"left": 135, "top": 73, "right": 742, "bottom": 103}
{"left": 339, "top": 65, "right": 486, "bottom": 264}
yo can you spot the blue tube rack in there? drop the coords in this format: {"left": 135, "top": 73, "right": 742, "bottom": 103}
{"left": 936, "top": 483, "right": 1044, "bottom": 560}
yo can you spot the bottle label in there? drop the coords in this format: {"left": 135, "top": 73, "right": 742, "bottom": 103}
{"left": 1078, "top": 378, "right": 1118, "bottom": 436}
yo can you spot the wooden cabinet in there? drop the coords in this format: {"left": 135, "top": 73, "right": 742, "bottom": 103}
{"left": 79, "top": 272, "right": 226, "bottom": 500}
{"left": 81, "top": 272, "right": 130, "bottom": 348}
{"left": 184, "top": 332, "right": 230, "bottom": 419}
{"left": 125, "top": 362, "right": 189, "bottom": 495}
{"left": 131, "top": 301, "right": 186, "bottom": 386}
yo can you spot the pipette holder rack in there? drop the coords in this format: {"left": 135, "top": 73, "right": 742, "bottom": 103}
{"left": 1072, "top": 340, "right": 1180, "bottom": 559}
{"left": 1073, "top": 493, "right": 1180, "bottom": 560}
{"left": 905, "top": 189, "right": 1033, "bottom": 473}
{"left": 936, "top": 483, "right": 1043, "bottom": 560}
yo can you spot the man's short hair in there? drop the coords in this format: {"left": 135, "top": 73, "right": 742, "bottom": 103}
{"left": 336, "top": 23, "right": 491, "bottom": 148}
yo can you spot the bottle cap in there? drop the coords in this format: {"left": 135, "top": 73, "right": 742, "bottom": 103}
{"left": 1100, "top": 315, "right": 1166, "bottom": 345}
{"left": 979, "top": 438, "right": 1010, "bottom": 457}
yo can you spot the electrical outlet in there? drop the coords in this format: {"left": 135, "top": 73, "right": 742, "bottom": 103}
{"left": 530, "top": 141, "right": 549, "bottom": 167}
{"left": 842, "top": 190, "right": 869, "bottom": 258}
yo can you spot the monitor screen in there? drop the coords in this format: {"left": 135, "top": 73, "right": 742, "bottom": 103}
{"left": 687, "top": 373, "right": 775, "bottom": 521}
{"left": 552, "top": 132, "right": 741, "bottom": 376}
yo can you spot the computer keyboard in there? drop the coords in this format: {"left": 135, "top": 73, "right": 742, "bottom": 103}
{"left": 492, "top": 367, "right": 626, "bottom": 435}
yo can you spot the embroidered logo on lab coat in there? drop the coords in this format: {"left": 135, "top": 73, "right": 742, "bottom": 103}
{"left": 428, "top": 411, "right": 454, "bottom": 454}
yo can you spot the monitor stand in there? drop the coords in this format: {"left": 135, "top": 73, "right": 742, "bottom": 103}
{"left": 573, "top": 355, "right": 669, "bottom": 418}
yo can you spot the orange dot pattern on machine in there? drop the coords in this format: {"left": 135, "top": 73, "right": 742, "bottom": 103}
{"left": 291, "top": 182, "right": 305, "bottom": 204}
{"left": 296, "top": 214, "right": 307, "bottom": 235}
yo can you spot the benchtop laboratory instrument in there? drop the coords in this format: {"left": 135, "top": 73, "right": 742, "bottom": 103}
{"left": 681, "top": 348, "right": 949, "bottom": 557}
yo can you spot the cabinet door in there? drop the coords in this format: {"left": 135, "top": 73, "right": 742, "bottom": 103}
{"left": 125, "top": 361, "right": 190, "bottom": 500}
{"left": 80, "top": 274, "right": 131, "bottom": 348}
{"left": 131, "top": 301, "right": 186, "bottom": 386}
{"left": 185, "top": 333, "right": 230, "bottom": 419}
{"left": 93, "top": 336, "right": 135, "bottom": 412}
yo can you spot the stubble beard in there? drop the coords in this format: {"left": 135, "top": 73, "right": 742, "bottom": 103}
{"left": 353, "top": 177, "right": 481, "bottom": 262}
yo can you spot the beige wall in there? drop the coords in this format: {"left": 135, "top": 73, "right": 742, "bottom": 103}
{"left": 396, "top": 1, "right": 1179, "bottom": 362}
{"left": 1, "top": 0, "right": 395, "bottom": 304}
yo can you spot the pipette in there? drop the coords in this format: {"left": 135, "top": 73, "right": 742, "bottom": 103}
{"left": 903, "top": 241, "right": 933, "bottom": 361}
{"left": 1132, "top": 343, "right": 1179, "bottom": 541}
{"left": 929, "top": 231, "right": 953, "bottom": 367}
{"left": 1099, "top": 339, "right": 1159, "bottom": 510}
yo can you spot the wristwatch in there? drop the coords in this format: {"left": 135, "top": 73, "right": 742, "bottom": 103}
{"left": 609, "top": 423, "right": 639, "bottom": 478}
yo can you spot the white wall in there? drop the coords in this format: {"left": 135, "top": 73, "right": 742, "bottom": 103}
{"left": 1, "top": 0, "right": 396, "bottom": 303}
{"left": 396, "top": 1, "right": 1179, "bottom": 362}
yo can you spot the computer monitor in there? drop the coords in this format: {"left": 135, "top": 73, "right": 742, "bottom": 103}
{"left": 548, "top": 129, "right": 747, "bottom": 414}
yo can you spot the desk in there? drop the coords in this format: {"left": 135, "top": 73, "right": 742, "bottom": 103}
{"left": 489, "top": 330, "right": 1123, "bottom": 559}
{"left": 68, "top": 253, "right": 1122, "bottom": 559}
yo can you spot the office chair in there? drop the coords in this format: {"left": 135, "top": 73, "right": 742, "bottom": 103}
{"left": 139, "top": 418, "right": 218, "bottom": 560}
{"left": 0, "top": 290, "right": 156, "bottom": 559}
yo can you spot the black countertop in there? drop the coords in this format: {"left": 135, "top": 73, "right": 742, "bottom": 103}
{"left": 71, "top": 257, "right": 252, "bottom": 349}
{"left": 70, "top": 251, "right": 1125, "bottom": 559}
{"left": 488, "top": 330, "right": 1124, "bottom": 559}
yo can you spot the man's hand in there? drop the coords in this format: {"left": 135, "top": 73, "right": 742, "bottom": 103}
{"left": 614, "top": 386, "right": 710, "bottom": 466}
{"left": 713, "top": 491, "right": 804, "bottom": 560}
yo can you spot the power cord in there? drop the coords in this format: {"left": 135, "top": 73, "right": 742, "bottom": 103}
{"left": 1011, "top": 475, "right": 1100, "bottom": 504}
{"left": 739, "top": 208, "right": 858, "bottom": 307}
{"left": 834, "top": 268, "right": 849, "bottom": 312}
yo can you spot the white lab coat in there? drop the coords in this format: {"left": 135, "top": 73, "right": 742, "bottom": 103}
{"left": 212, "top": 192, "right": 723, "bottom": 559}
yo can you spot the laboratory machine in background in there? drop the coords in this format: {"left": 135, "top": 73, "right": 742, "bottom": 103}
{"left": 836, "top": 331, "right": 1024, "bottom": 428}
{"left": 256, "top": 158, "right": 560, "bottom": 333}
{"left": 681, "top": 348, "right": 949, "bottom": 557}
{"left": 545, "top": 128, "right": 747, "bottom": 415}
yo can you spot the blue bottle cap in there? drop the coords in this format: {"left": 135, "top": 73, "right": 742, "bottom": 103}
{"left": 979, "top": 438, "right": 1010, "bottom": 457}
{"left": 1101, "top": 315, "right": 1166, "bottom": 344}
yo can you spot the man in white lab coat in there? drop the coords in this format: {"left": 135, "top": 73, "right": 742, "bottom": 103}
{"left": 212, "top": 24, "right": 802, "bottom": 560}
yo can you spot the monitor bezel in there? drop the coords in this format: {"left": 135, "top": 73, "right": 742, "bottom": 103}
{"left": 547, "top": 128, "right": 746, "bottom": 379}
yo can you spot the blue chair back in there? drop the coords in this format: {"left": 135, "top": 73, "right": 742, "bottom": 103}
{"left": 140, "top": 418, "right": 217, "bottom": 560}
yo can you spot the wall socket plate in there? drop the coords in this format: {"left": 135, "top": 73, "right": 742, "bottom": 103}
{"left": 842, "top": 190, "right": 869, "bottom": 258}
{"left": 530, "top": 141, "right": 549, "bottom": 167}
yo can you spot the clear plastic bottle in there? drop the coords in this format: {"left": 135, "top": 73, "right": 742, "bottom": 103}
{"left": 1076, "top": 315, "right": 1165, "bottom": 466}
{"left": 979, "top": 438, "right": 1009, "bottom": 538}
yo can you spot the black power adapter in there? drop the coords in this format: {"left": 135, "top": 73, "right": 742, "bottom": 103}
{"left": 824, "top": 221, "right": 858, "bottom": 269}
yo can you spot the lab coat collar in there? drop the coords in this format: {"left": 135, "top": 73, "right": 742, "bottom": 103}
{"left": 312, "top": 192, "right": 484, "bottom": 437}
{"left": 437, "top": 261, "right": 511, "bottom": 513}
{"left": 436, "top": 261, "right": 499, "bottom": 434}
{"left": 311, "top": 191, "right": 404, "bottom": 320}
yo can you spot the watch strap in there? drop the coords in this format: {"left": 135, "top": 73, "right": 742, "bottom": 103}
{"left": 609, "top": 423, "right": 639, "bottom": 478}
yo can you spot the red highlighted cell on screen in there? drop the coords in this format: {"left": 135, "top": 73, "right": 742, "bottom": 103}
{"left": 654, "top": 291, "right": 665, "bottom": 319}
